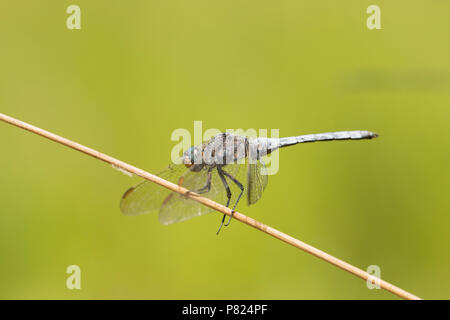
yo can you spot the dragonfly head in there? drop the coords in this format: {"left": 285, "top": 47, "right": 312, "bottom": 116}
{"left": 182, "top": 146, "right": 204, "bottom": 171}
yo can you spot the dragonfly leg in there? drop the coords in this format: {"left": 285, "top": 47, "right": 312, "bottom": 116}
{"left": 194, "top": 168, "right": 213, "bottom": 194}
{"left": 221, "top": 169, "right": 244, "bottom": 227}
{"left": 216, "top": 167, "right": 232, "bottom": 235}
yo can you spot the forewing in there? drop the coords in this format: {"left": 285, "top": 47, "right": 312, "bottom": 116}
{"left": 120, "top": 164, "right": 188, "bottom": 216}
{"left": 159, "top": 168, "right": 230, "bottom": 225}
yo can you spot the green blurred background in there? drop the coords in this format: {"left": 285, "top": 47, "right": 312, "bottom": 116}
{"left": 0, "top": 1, "right": 449, "bottom": 299}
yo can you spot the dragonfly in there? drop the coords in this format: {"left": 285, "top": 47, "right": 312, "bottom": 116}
{"left": 120, "top": 130, "right": 378, "bottom": 234}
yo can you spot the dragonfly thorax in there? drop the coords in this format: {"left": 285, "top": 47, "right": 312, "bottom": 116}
{"left": 183, "top": 133, "right": 251, "bottom": 171}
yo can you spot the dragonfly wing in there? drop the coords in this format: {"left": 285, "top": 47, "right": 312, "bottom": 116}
{"left": 120, "top": 164, "right": 188, "bottom": 216}
{"left": 218, "top": 160, "right": 269, "bottom": 206}
{"left": 122, "top": 160, "right": 268, "bottom": 223}
{"left": 246, "top": 159, "right": 268, "bottom": 205}
{"left": 159, "top": 168, "right": 230, "bottom": 224}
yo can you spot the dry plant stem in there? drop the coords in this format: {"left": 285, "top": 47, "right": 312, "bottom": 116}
{"left": 0, "top": 112, "right": 421, "bottom": 300}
